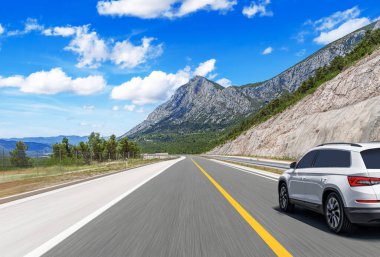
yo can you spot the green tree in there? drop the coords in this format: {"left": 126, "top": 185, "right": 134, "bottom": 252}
{"left": 88, "top": 132, "right": 104, "bottom": 161}
{"left": 103, "top": 135, "right": 118, "bottom": 160}
{"left": 61, "top": 137, "right": 72, "bottom": 158}
{"left": 52, "top": 143, "right": 61, "bottom": 159}
{"left": 10, "top": 141, "right": 30, "bottom": 167}
{"left": 78, "top": 141, "right": 90, "bottom": 164}
{"left": 129, "top": 142, "right": 141, "bottom": 158}
{"left": 117, "top": 137, "right": 129, "bottom": 157}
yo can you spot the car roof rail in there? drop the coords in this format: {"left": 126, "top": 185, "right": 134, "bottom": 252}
{"left": 317, "top": 142, "right": 362, "bottom": 147}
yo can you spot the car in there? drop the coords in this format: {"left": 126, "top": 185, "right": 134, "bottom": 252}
{"left": 278, "top": 142, "right": 380, "bottom": 233}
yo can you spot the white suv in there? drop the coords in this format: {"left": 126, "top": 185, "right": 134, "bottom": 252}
{"left": 278, "top": 142, "right": 380, "bottom": 233}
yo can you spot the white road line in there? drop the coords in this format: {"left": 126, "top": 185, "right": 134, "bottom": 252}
{"left": 208, "top": 158, "right": 280, "bottom": 181}
{"left": 24, "top": 156, "right": 185, "bottom": 257}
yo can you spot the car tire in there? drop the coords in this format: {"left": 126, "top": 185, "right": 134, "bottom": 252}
{"left": 324, "top": 192, "right": 353, "bottom": 234}
{"left": 279, "top": 183, "right": 294, "bottom": 212}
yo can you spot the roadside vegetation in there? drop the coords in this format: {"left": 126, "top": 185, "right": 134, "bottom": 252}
{"left": 0, "top": 133, "right": 172, "bottom": 198}
{"left": 215, "top": 28, "right": 380, "bottom": 145}
{"left": 3, "top": 132, "right": 141, "bottom": 171}
{"left": 136, "top": 132, "right": 220, "bottom": 154}
{"left": 0, "top": 158, "right": 162, "bottom": 198}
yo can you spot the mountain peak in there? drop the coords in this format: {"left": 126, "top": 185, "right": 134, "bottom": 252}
{"left": 187, "top": 75, "right": 224, "bottom": 90}
{"left": 189, "top": 75, "right": 208, "bottom": 84}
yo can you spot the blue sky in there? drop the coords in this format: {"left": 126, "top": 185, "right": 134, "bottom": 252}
{"left": 0, "top": 0, "right": 379, "bottom": 138}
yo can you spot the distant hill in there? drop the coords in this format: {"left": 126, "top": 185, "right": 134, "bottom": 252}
{"left": 6, "top": 135, "right": 88, "bottom": 146}
{"left": 0, "top": 139, "right": 51, "bottom": 155}
{"left": 0, "top": 135, "right": 88, "bottom": 155}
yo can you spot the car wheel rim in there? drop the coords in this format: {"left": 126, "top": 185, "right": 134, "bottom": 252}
{"left": 326, "top": 197, "right": 341, "bottom": 229}
{"left": 280, "top": 186, "right": 288, "bottom": 209}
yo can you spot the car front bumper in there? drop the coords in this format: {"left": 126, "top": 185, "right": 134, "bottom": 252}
{"left": 345, "top": 207, "right": 380, "bottom": 224}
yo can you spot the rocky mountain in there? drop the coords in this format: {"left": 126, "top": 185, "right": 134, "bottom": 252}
{"left": 209, "top": 47, "right": 380, "bottom": 158}
{"left": 239, "top": 27, "right": 367, "bottom": 101}
{"left": 123, "top": 21, "right": 378, "bottom": 153}
{"left": 124, "top": 76, "right": 262, "bottom": 137}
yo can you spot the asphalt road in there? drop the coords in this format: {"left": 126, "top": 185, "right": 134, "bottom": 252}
{"left": 207, "top": 155, "right": 290, "bottom": 170}
{"left": 39, "top": 156, "right": 380, "bottom": 257}
{"left": 0, "top": 158, "right": 183, "bottom": 257}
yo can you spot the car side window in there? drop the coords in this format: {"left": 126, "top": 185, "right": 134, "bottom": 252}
{"left": 296, "top": 151, "right": 317, "bottom": 169}
{"left": 313, "top": 149, "right": 351, "bottom": 168}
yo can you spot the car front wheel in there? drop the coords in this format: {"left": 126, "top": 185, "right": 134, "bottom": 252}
{"left": 324, "top": 192, "right": 353, "bottom": 233}
{"left": 279, "top": 183, "right": 294, "bottom": 212}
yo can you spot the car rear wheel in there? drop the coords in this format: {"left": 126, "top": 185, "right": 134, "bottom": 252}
{"left": 324, "top": 192, "right": 353, "bottom": 233}
{"left": 279, "top": 183, "right": 294, "bottom": 212}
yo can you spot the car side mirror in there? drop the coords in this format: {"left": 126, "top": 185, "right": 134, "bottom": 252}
{"left": 290, "top": 162, "right": 297, "bottom": 169}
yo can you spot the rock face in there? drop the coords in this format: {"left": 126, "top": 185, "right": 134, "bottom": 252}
{"left": 209, "top": 49, "right": 380, "bottom": 159}
{"left": 123, "top": 22, "right": 375, "bottom": 140}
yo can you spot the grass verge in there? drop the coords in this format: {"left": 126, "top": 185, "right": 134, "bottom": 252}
{"left": 0, "top": 158, "right": 171, "bottom": 199}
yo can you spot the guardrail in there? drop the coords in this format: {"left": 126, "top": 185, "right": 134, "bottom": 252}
{"left": 206, "top": 155, "right": 290, "bottom": 170}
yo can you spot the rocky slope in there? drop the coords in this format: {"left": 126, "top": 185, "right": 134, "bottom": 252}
{"left": 239, "top": 28, "right": 367, "bottom": 100}
{"left": 124, "top": 24, "right": 374, "bottom": 141}
{"left": 209, "top": 48, "right": 380, "bottom": 158}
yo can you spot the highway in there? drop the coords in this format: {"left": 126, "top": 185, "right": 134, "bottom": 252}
{"left": 2, "top": 156, "right": 380, "bottom": 257}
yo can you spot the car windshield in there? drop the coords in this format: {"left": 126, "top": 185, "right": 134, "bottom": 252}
{"left": 361, "top": 148, "right": 380, "bottom": 169}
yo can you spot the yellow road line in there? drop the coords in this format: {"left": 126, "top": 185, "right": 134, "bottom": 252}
{"left": 192, "top": 159, "right": 292, "bottom": 257}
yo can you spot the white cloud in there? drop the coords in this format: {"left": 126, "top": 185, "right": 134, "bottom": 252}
{"left": 137, "top": 108, "right": 145, "bottom": 113}
{"left": 42, "top": 24, "right": 162, "bottom": 69}
{"left": 314, "top": 18, "right": 370, "bottom": 45}
{"left": 296, "top": 49, "right": 306, "bottom": 57}
{"left": 243, "top": 0, "right": 272, "bottom": 19}
{"left": 194, "top": 59, "right": 216, "bottom": 76}
{"left": 24, "top": 18, "right": 44, "bottom": 33}
{"left": 307, "top": 6, "right": 371, "bottom": 45}
{"left": 216, "top": 78, "right": 232, "bottom": 87}
{"left": 63, "top": 25, "right": 109, "bottom": 68}
{"left": 262, "top": 46, "right": 273, "bottom": 55}
{"left": 97, "top": 0, "right": 236, "bottom": 19}
{"left": 111, "top": 59, "right": 217, "bottom": 104}
{"left": 43, "top": 26, "right": 77, "bottom": 37}
{"left": 83, "top": 105, "right": 95, "bottom": 111}
{"left": 0, "top": 24, "right": 4, "bottom": 35}
{"left": 110, "top": 37, "right": 163, "bottom": 68}
{"left": 295, "top": 30, "right": 308, "bottom": 43}
{"left": 4, "top": 20, "right": 161, "bottom": 69}
{"left": 177, "top": 0, "right": 237, "bottom": 17}
{"left": 111, "top": 69, "right": 190, "bottom": 105}
{"left": 124, "top": 104, "right": 136, "bottom": 111}
{"left": 0, "top": 68, "right": 106, "bottom": 95}
{"left": 80, "top": 122, "right": 88, "bottom": 126}
{"left": 112, "top": 105, "right": 120, "bottom": 111}
{"left": 312, "top": 6, "right": 361, "bottom": 31}
{"left": 7, "top": 18, "right": 44, "bottom": 36}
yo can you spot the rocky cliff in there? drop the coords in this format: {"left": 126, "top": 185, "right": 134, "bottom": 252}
{"left": 209, "top": 49, "right": 380, "bottom": 158}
